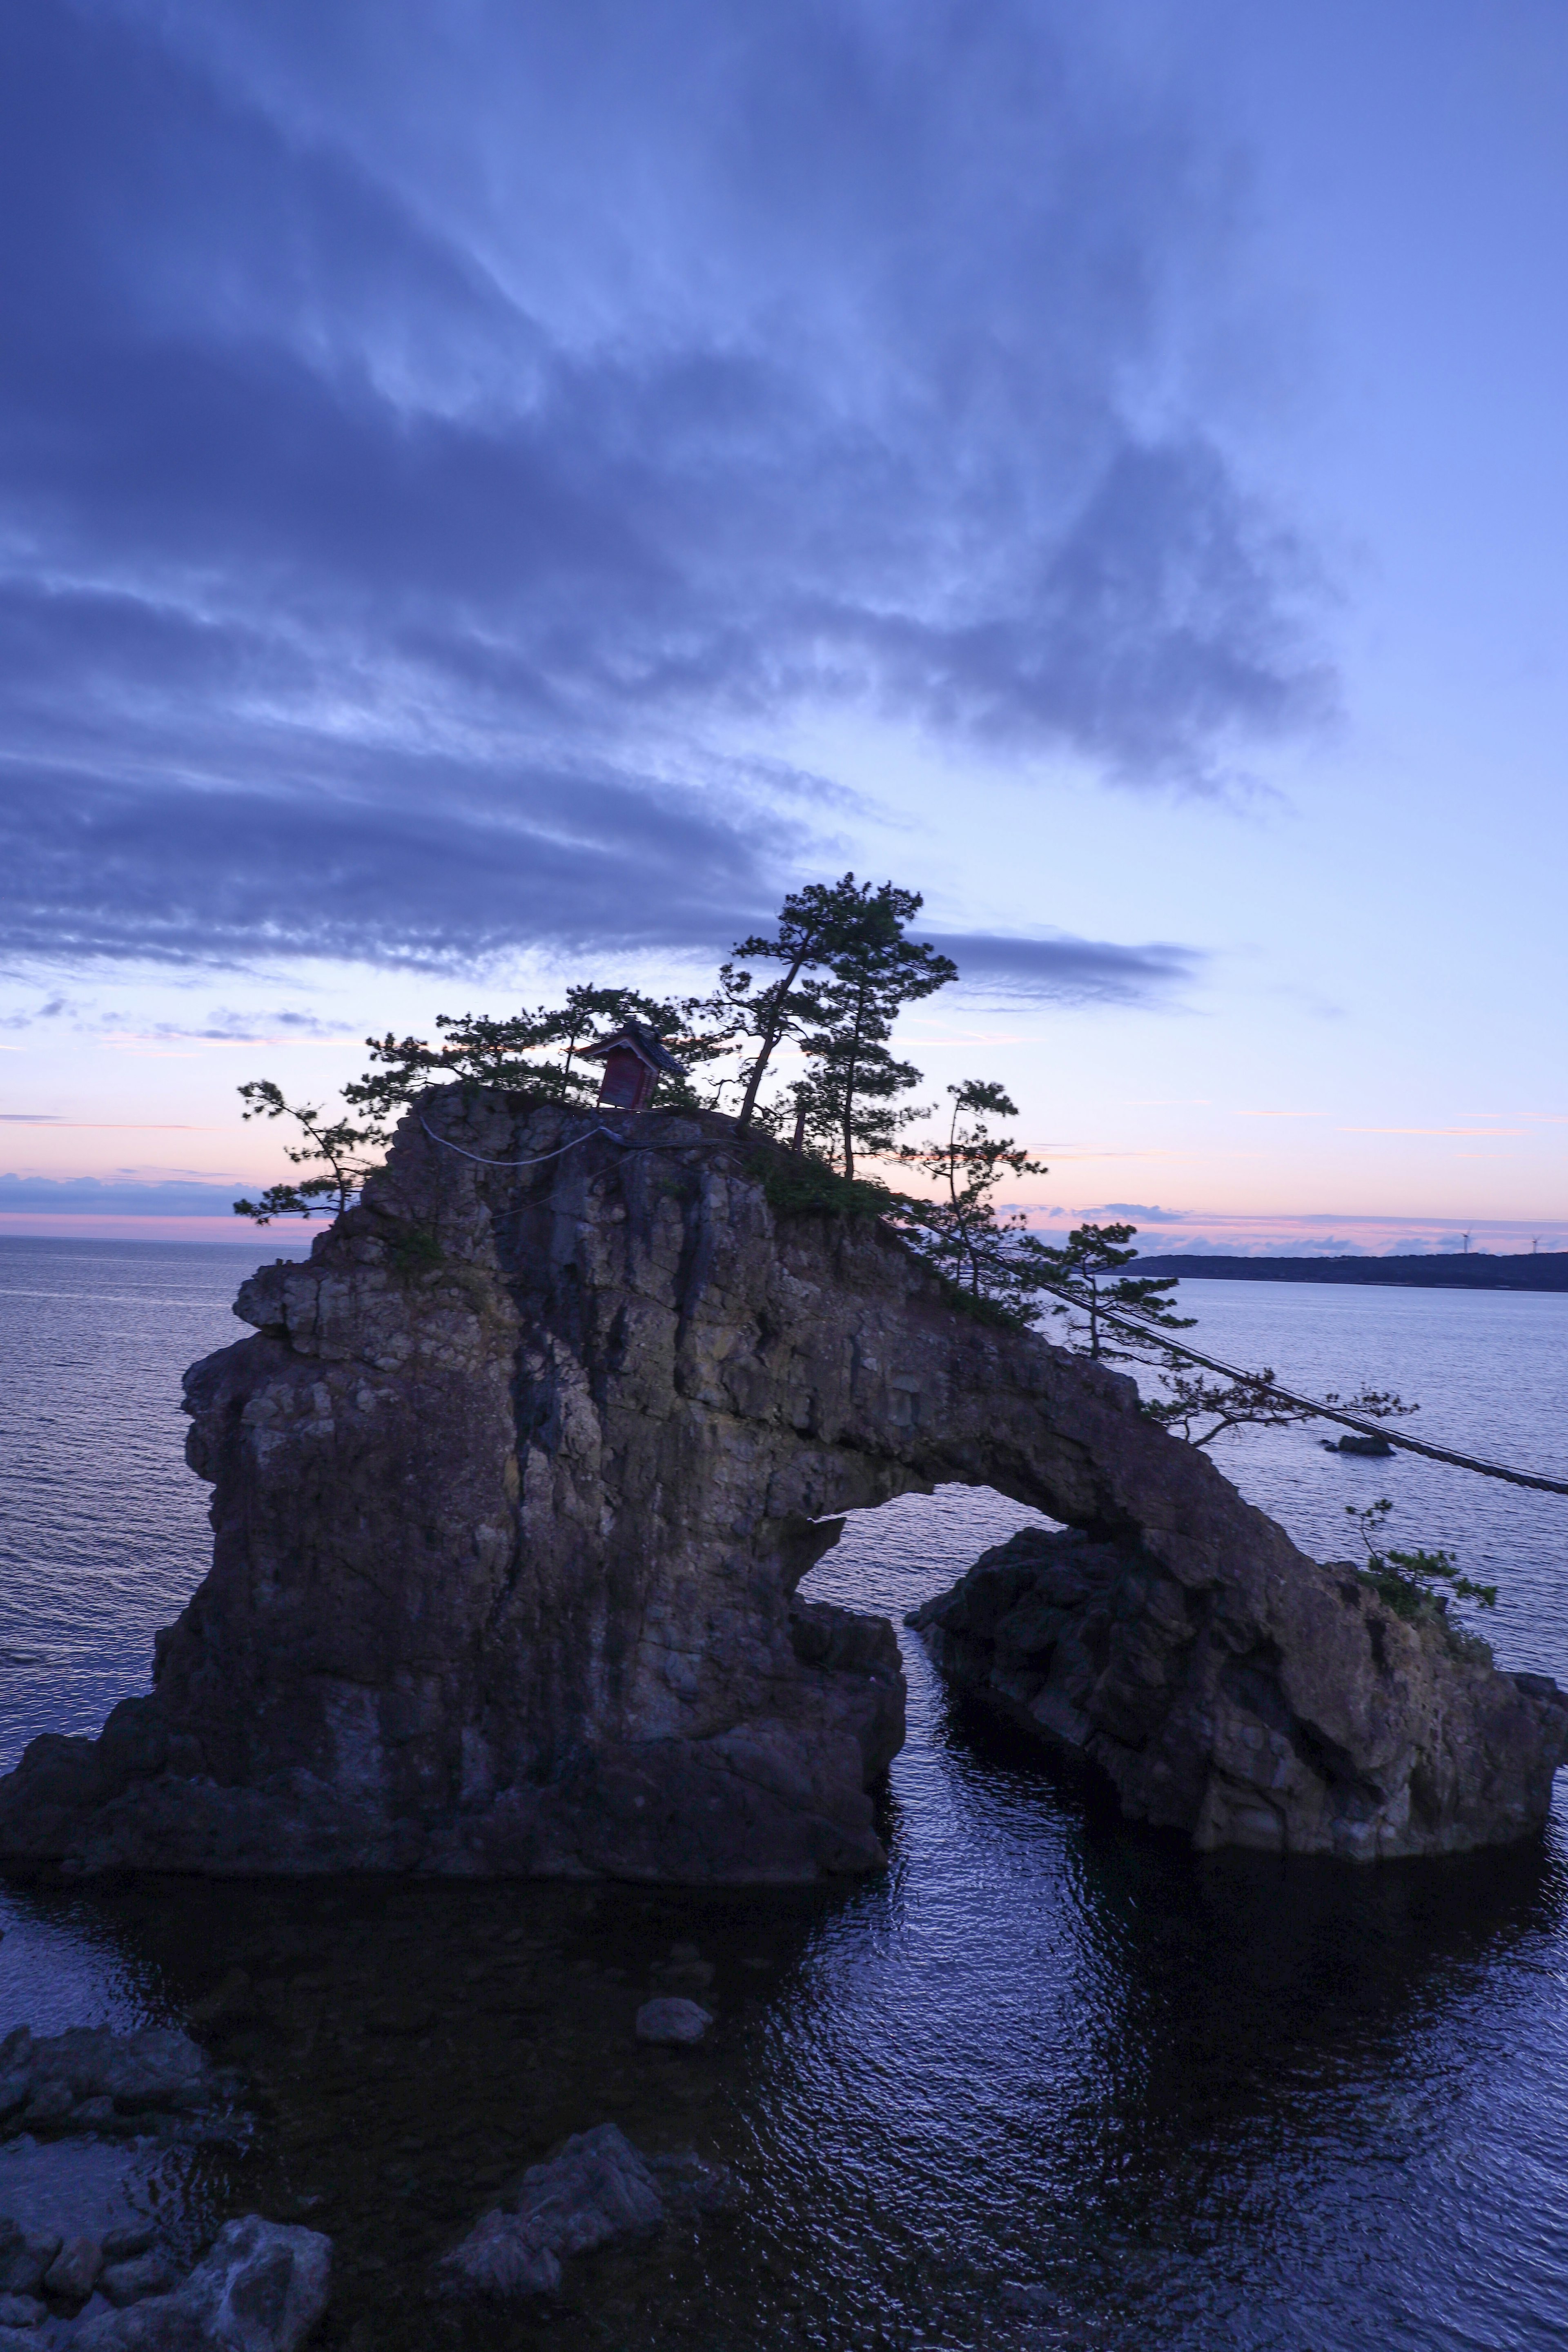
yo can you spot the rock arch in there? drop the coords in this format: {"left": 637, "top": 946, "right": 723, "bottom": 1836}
{"left": 1, "top": 1093, "right": 1562, "bottom": 1879}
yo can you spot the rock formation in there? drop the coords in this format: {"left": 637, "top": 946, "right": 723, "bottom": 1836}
{"left": 909, "top": 1526, "right": 1568, "bottom": 1858}
{"left": 0, "top": 1089, "right": 1561, "bottom": 1878}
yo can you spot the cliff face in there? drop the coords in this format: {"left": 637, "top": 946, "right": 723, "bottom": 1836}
{"left": 0, "top": 1090, "right": 1562, "bottom": 1880}
{"left": 909, "top": 1529, "right": 1568, "bottom": 1860}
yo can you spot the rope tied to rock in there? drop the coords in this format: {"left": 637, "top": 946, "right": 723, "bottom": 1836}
{"left": 416, "top": 1115, "right": 1568, "bottom": 1499}
{"left": 417, "top": 1116, "right": 637, "bottom": 1169}
{"left": 1050, "top": 1292, "right": 1568, "bottom": 1497}
{"left": 417, "top": 1113, "right": 742, "bottom": 1169}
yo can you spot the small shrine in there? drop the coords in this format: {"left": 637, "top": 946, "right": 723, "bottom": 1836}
{"left": 582, "top": 1023, "right": 686, "bottom": 1112}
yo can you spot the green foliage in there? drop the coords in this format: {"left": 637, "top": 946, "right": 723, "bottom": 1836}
{"left": 714, "top": 875, "right": 882, "bottom": 1130}
{"left": 344, "top": 984, "right": 727, "bottom": 1130}
{"left": 1145, "top": 1368, "right": 1416, "bottom": 1449}
{"left": 232, "top": 1080, "right": 382, "bottom": 1223}
{"left": 388, "top": 1227, "right": 444, "bottom": 1276}
{"left": 234, "top": 873, "right": 970, "bottom": 1224}
{"left": 752, "top": 1148, "right": 898, "bottom": 1222}
{"left": 1029, "top": 1221, "right": 1195, "bottom": 1361}
{"left": 892, "top": 1080, "right": 1051, "bottom": 1323}
{"left": 788, "top": 880, "right": 957, "bottom": 1178}
{"left": 1345, "top": 1498, "right": 1498, "bottom": 1638}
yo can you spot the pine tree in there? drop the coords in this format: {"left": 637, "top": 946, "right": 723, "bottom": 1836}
{"left": 1029, "top": 1221, "right": 1195, "bottom": 1360}
{"left": 894, "top": 1081, "right": 1049, "bottom": 1318}
{"left": 791, "top": 882, "right": 956, "bottom": 1177}
{"left": 716, "top": 874, "right": 899, "bottom": 1132}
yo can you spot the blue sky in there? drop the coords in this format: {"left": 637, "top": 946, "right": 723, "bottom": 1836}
{"left": 2, "top": 0, "right": 1564, "bottom": 1247}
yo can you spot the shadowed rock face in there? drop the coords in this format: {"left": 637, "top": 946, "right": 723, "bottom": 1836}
{"left": 0, "top": 1091, "right": 1561, "bottom": 1879}
{"left": 909, "top": 1529, "right": 1568, "bottom": 1860}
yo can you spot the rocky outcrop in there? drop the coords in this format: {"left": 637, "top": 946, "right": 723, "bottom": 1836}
{"left": 909, "top": 1526, "right": 1568, "bottom": 1859}
{"left": 0, "top": 2026, "right": 241, "bottom": 2143}
{"left": 0, "top": 1089, "right": 1561, "bottom": 1878}
{"left": 439, "top": 2122, "right": 733, "bottom": 2300}
{"left": 75, "top": 2216, "right": 330, "bottom": 2352}
{"left": 0, "top": 2214, "right": 328, "bottom": 2351}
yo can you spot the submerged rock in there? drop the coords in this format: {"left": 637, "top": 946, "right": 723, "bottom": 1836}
{"left": 0, "top": 2028, "right": 233, "bottom": 2143}
{"left": 0, "top": 1088, "right": 1560, "bottom": 1877}
{"left": 439, "top": 2123, "right": 732, "bottom": 2300}
{"left": 908, "top": 1526, "right": 1568, "bottom": 1860}
{"left": 634, "top": 1997, "right": 711, "bottom": 2045}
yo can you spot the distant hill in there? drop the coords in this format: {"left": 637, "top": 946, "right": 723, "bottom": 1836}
{"left": 1128, "top": 1252, "right": 1568, "bottom": 1292}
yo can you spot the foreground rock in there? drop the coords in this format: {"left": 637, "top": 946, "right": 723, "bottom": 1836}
{"left": 0, "top": 2216, "right": 327, "bottom": 2352}
{"left": 0, "top": 2029, "right": 239, "bottom": 2144}
{"left": 440, "top": 2123, "right": 732, "bottom": 2299}
{"left": 0, "top": 1089, "right": 1561, "bottom": 1878}
{"left": 909, "top": 1526, "right": 1568, "bottom": 1860}
{"left": 75, "top": 2217, "right": 330, "bottom": 2352}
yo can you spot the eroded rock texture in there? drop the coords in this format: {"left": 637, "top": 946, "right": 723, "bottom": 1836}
{"left": 909, "top": 1527, "right": 1568, "bottom": 1859}
{"left": 0, "top": 1091, "right": 1561, "bottom": 1877}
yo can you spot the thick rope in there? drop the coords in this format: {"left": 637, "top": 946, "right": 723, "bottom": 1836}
{"left": 417, "top": 1113, "right": 741, "bottom": 1170}
{"left": 417, "top": 1115, "right": 1568, "bottom": 1498}
{"left": 417, "top": 1116, "right": 634, "bottom": 1169}
{"left": 1053, "top": 1294, "right": 1568, "bottom": 1498}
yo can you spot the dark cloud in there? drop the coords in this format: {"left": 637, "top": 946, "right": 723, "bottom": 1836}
{"left": 0, "top": 1, "right": 1327, "bottom": 975}
{"left": 0, "top": 1176, "right": 254, "bottom": 1214}
{"left": 927, "top": 936, "right": 1200, "bottom": 1005}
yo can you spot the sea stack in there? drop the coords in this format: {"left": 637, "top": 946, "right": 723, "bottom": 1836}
{"left": 0, "top": 1087, "right": 1562, "bottom": 1878}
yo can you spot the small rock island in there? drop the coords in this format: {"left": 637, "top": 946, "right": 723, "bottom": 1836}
{"left": 0, "top": 1089, "right": 1563, "bottom": 1876}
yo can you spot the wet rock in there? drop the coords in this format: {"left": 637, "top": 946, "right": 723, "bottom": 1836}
{"left": 0, "top": 2027, "right": 222, "bottom": 2143}
{"left": 909, "top": 1525, "right": 1568, "bottom": 1861}
{"left": 23, "top": 2086, "right": 74, "bottom": 2129}
{"left": 634, "top": 1998, "right": 711, "bottom": 2045}
{"left": 510, "top": 2122, "right": 664, "bottom": 2251}
{"left": 4, "top": 1089, "right": 1561, "bottom": 1879}
{"left": 99, "top": 2254, "right": 180, "bottom": 2309}
{"left": 101, "top": 2230, "right": 157, "bottom": 2265}
{"left": 79, "top": 2216, "right": 330, "bottom": 2352}
{"left": 437, "top": 2210, "right": 561, "bottom": 2299}
{"left": 0, "top": 2226, "right": 58, "bottom": 2299}
{"left": 441, "top": 2123, "right": 667, "bottom": 2299}
{"left": 43, "top": 2236, "right": 102, "bottom": 2300}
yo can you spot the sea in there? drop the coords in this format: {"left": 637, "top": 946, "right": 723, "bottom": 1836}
{"left": 3, "top": 1234, "right": 1568, "bottom": 2352}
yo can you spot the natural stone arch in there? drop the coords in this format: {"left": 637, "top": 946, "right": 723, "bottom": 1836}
{"left": 0, "top": 1092, "right": 1562, "bottom": 1880}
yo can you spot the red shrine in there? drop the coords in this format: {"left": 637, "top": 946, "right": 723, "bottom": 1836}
{"left": 581, "top": 1025, "right": 686, "bottom": 1113}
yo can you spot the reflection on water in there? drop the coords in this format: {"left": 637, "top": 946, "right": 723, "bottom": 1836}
{"left": 4, "top": 1250, "right": 1568, "bottom": 2348}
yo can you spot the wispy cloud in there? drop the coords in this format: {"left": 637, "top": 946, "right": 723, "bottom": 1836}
{"left": 1097, "top": 1201, "right": 1191, "bottom": 1222}
{"left": 924, "top": 932, "right": 1202, "bottom": 1005}
{"left": 0, "top": 2, "right": 1328, "bottom": 977}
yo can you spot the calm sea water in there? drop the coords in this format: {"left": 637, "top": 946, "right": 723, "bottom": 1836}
{"left": 3, "top": 1241, "right": 1568, "bottom": 2351}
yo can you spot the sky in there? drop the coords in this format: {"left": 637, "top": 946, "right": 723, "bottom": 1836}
{"left": 2, "top": 0, "right": 1565, "bottom": 1250}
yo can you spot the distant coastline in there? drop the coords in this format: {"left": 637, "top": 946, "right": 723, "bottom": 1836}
{"left": 1129, "top": 1251, "right": 1568, "bottom": 1292}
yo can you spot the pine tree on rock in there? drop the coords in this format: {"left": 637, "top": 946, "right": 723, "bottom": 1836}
{"left": 791, "top": 883, "right": 957, "bottom": 1178}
